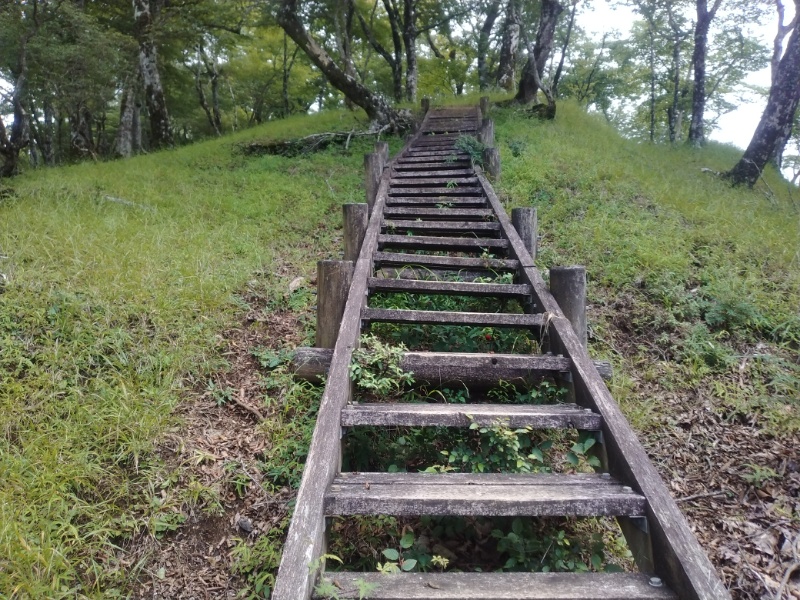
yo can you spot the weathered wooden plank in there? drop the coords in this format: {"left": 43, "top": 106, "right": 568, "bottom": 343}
{"left": 389, "top": 177, "right": 480, "bottom": 187}
{"left": 388, "top": 187, "right": 484, "bottom": 197}
{"left": 378, "top": 234, "right": 507, "bottom": 252}
{"left": 377, "top": 267, "right": 504, "bottom": 282}
{"left": 383, "top": 207, "right": 494, "bottom": 219}
{"left": 291, "top": 347, "right": 614, "bottom": 384}
{"left": 373, "top": 251, "right": 517, "bottom": 270}
{"left": 341, "top": 402, "right": 601, "bottom": 429}
{"left": 367, "top": 277, "right": 529, "bottom": 298}
{"left": 325, "top": 472, "right": 646, "bottom": 517}
{"left": 361, "top": 308, "right": 544, "bottom": 328}
{"left": 395, "top": 157, "right": 471, "bottom": 165}
{"left": 392, "top": 169, "right": 475, "bottom": 178}
{"left": 474, "top": 169, "right": 731, "bottom": 600}
{"left": 386, "top": 197, "right": 488, "bottom": 207}
{"left": 313, "top": 573, "right": 677, "bottom": 600}
{"left": 381, "top": 219, "right": 499, "bottom": 233}
{"left": 394, "top": 162, "right": 472, "bottom": 171}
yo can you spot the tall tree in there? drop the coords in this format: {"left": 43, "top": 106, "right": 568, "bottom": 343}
{"left": 726, "top": 0, "right": 800, "bottom": 187}
{"left": 477, "top": 0, "right": 502, "bottom": 90}
{"left": 687, "top": 0, "right": 724, "bottom": 146}
{"left": 276, "top": 0, "right": 409, "bottom": 130}
{"left": 133, "top": 0, "right": 173, "bottom": 148}
{"left": 515, "top": 0, "right": 564, "bottom": 104}
{"left": 496, "top": 0, "right": 521, "bottom": 91}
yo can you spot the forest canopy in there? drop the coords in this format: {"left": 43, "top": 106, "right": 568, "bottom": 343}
{"left": 1, "top": 0, "right": 798, "bottom": 186}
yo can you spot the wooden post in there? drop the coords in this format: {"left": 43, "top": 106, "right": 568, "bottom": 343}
{"left": 480, "top": 96, "right": 490, "bottom": 115}
{"left": 482, "top": 147, "right": 501, "bottom": 179}
{"left": 343, "top": 203, "right": 368, "bottom": 262}
{"left": 549, "top": 266, "right": 587, "bottom": 348}
{"left": 364, "top": 153, "right": 382, "bottom": 214}
{"left": 316, "top": 260, "right": 354, "bottom": 349}
{"left": 421, "top": 97, "right": 430, "bottom": 114}
{"left": 479, "top": 119, "right": 495, "bottom": 147}
{"left": 511, "top": 207, "right": 537, "bottom": 261}
{"left": 374, "top": 141, "right": 389, "bottom": 170}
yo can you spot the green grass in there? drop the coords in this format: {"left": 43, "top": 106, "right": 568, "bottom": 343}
{"left": 495, "top": 100, "right": 800, "bottom": 431}
{"left": 0, "top": 109, "right": 403, "bottom": 597}
{"left": 2, "top": 97, "right": 799, "bottom": 597}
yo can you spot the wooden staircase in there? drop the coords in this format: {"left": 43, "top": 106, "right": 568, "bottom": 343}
{"left": 270, "top": 105, "right": 731, "bottom": 600}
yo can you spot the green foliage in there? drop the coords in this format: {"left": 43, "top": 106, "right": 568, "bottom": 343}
{"left": 350, "top": 334, "right": 415, "bottom": 398}
{"left": 454, "top": 135, "right": 487, "bottom": 166}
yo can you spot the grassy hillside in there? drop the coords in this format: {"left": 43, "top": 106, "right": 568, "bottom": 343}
{"left": 0, "top": 99, "right": 797, "bottom": 598}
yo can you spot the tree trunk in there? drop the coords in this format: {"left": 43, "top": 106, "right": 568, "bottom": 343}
{"left": 478, "top": 1, "right": 502, "bottom": 91}
{"left": 334, "top": 0, "right": 357, "bottom": 108}
{"left": 116, "top": 83, "right": 136, "bottom": 158}
{"left": 515, "top": 0, "right": 564, "bottom": 104}
{"left": 770, "top": 1, "right": 797, "bottom": 167}
{"left": 496, "top": 0, "right": 520, "bottom": 91}
{"left": 402, "top": 0, "right": 418, "bottom": 102}
{"left": 133, "top": 0, "right": 173, "bottom": 148}
{"left": 727, "top": 2, "right": 800, "bottom": 187}
{"left": 0, "top": 43, "right": 30, "bottom": 178}
{"left": 688, "top": 0, "right": 723, "bottom": 146}
{"left": 667, "top": 8, "right": 686, "bottom": 144}
{"left": 647, "top": 15, "right": 656, "bottom": 142}
{"left": 552, "top": 0, "right": 577, "bottom": 97}
{"left": 357, "top": 4, "right": 403, "bottom": 102}
{"left": 278, "top": 0, "right": 409, "bottom": 130}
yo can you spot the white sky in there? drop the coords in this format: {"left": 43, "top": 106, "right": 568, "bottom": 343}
{"left": 578, "top": 2, "right": 795, "bottom": 149}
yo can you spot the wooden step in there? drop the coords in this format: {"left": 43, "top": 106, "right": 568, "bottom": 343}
{"left": 373, "top": 252, "right": 517, "bottom": 271}
{"left": 313, "top": 572, "right": 677, "bottom": 600}
{"left": 388, "top": 187, "right": 483, "bottom": 197}
{"left": 291, "top": 348, "right": 614, "bottom": 384}
{"left": 368, "top": 277, "right": 529, "bottom": 298}
{"left": 362, "top": 308, "right": 543, "bottom": 328}
{"left": 341, "top": 402, "right": 601, "bottom": 428}
{"left": 394, "top": 161, "right": 472, "bottom": 170}
{"left": 377, "top": 234, "right": 507, "bottom": 253}
{"left": 325, "top": 473, "right": 646, "bottom": 517}
{"left": 389, "top": 177, "right": 479, "bottom": 187}
{"left": 381, "top": 220, "right": 499, "bottom": 234}
{"left": 391, "top": 168, "right": 475, "bottom": 178}
{"left": 395, "top": 156, "right": 471, "bottom": 165}
{"left": 383, "top": 207, "right": 494, "bottom": 220}
{"left": 386, "top": 197, "right": 487, "bottom": 207}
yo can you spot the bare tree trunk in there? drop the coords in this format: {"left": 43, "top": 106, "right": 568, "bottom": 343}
{"left": 277, "top": 0, "right": 409, "bottom": 130}
{"left": 515, "top": 0, "right": 564, "bottom": 104}
{"left": 402, "top": 0, "right": 418, "bottom": 102}
{"left": 116, "top": 83, "right": 136, "bottom": 158}
{"left": 334, "top": 0, "right": 357, "bottom": 108}
{"left": 194, "top": 44, "right": 222, "bottom": 135}
{"left": 667, "top": 7, "right": 688, "bottom": 143}
{"left": 70, "top": 103, "right": 97, "bottom": 159}
{"left": 478, "top": 1, "right": 502, "bottom": 91}
{"left": 496, "top": 0, "right": 520, "bottom": 91}
{"left": 358, "top": 3, "right": 403, "bottom": 102}
{"left": 133, "top": 0, "right": 172, "bottom": 148}
{"left": 552, "top": 0, "right": 578, "bottom": 97}
{"left": 727, "top": 1, "right": 800, "bottom": 187}
{"left": 770, "top": 0, "right": 798, "bottom": 166}
{"left": 647, "top": 14, "right": 656, "bottom": 142}
{"left": 688, "top": 0, "right": 723, "bottom": 146}
{"left": 0, "top": 43, "right": 30, "bottom": 178}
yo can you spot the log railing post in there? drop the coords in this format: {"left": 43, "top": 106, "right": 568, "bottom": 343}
{"left": 374, "top": 141, "right": 389, "bottom": 170}
{"left": 511, "top": 207, "right": 537, "bottom": 262}
{"left": 316, "top": 260, "right": 354, "bottom": 349}
{"left": 364, "top": 153, "right": 382, "bottom": 215}
{"left": 482, "top": 147, "right": 501, "bottom": 179}
{"left": 343, "top": 203, "right": 368, "bottom": 262}
{"left": 549, "top": 266, "right": 587, "bottom": 348}
{"left": 479, "top": 119, "right": 495, "bottom": 147}
{"left": 480, "top": 95, "right": 490, "bottom": 116}
{"left": 421, "top": 97, "right": 430, "bottom": 114}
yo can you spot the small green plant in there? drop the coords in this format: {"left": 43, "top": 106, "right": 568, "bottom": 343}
{"left": 349, "top": 334, "right": 415, "bottom": 397}
{"left": 377, "top": 530, "right": 431, "bottom": 573}
{"left": 454, "top": 135, "right": 487, "bottom": 166}
{"left": 566, "top": 433, "right": 601, "bottom": 470}
{"left": 206, "top": 380, "right": 235, "bottom": 406}
{"left": 742, "top": 464, "right": 779, "bottom": 488}
{"left": 252, "top": 347, "right": 292, "bottom": 369}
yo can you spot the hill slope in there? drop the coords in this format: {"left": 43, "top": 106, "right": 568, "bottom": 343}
{"left": 0, "top": 100, "right": 797, "bottom": 599}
